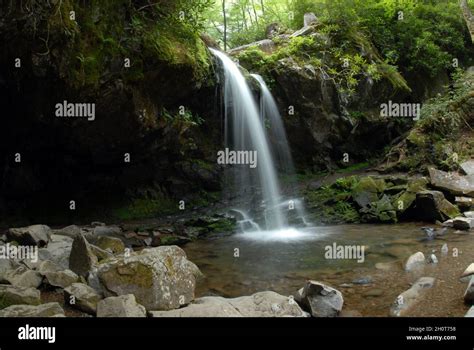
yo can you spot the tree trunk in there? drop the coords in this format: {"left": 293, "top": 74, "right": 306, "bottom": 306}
{"left": 460, "top": 0, "right": 474, "bottom": 43}
{"left": 222, "top": 0, "right": 227, "bottom": 51}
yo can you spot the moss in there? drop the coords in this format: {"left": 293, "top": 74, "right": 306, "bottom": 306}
{"left": 114, "top": 196, "right": 178, "bottom": 221}
{"left": 207, "top": 218, "right": 236, "bottom": 233}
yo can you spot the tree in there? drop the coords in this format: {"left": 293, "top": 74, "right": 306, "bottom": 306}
{"left": 222, "top": 0, "right": 227, "bottom": 50}
{"left": 460, "top": 0, "right": 474, "bottom": 43}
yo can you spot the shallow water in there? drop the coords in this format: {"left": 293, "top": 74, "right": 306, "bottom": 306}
{"left": 184, "top": 223, "right": 474, "bottom": 316}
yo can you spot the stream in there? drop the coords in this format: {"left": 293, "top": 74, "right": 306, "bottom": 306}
{"left": 184, "top": 223, "right": 474, "bottom": 316}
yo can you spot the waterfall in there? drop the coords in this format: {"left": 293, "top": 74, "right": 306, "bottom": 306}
{"left": 251, "top": 74, "right": 295, "bottom": 175}
{"left": 210, "top": 48, "right": 285, "bottom": 230}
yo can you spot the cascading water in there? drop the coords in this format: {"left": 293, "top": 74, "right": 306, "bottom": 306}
{"left": 210, "top": 48, "right": 285, "bottom": 230}
{"left": 251, "top": 74, "right": 295, "bottom": 175}
{"left": 252, "top": 73, "right": 309, "bottom": 227}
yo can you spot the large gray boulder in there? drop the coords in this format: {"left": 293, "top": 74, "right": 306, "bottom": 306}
{"left": 4, "top": 265, "right": 43, "bottom": 288}
{"left": 149, "top": 291, "right": 307, "bottom": 317}
{"left": 295, "top": 280, "right": 344, "bottom": 317}
{"left": 390, "top": 277, "right": 436, "bottom": 316}
{"left": 0, "top": 302, "right": 65, "bottom": 317}
{"left": 7, "top": 225, "right": 51, "bottom": 247}
{"left": 97, "top": 295, "right": 146, "bottom": 317}
{"left": 0, "top": 285, "right": 41, "bottom": 307}
{"left": 64, "top": 283, "right": 103, "bottom": 315}
{"left": 38, "top": 261, "right": 79, "bottom": 289}
{"left": 38, "top": 235, "right": 73, "bottom": 270}
{"left": 429, "top": 168, "right": 474, "bottom": 197}
{"left": 94, "top": 246, "right": 201, "bottom": 311}
{"left": 69, "top": 233, "right": 98, "bottom": 278}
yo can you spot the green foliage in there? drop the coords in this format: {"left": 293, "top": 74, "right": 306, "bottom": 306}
{"left": 114, "top": 197, "right": 178, "bottom": 221}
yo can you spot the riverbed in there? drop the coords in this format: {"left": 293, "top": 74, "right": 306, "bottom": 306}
{"left": 184, "top": 223, "right": 474, "bottom": 316}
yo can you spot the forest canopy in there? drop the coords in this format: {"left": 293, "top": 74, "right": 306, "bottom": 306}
{"left": 203, "top": 0, "right": 474, "bottom": 77}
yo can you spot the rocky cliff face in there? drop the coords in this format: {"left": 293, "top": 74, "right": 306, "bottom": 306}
{"left": 233, "top": 23, "right": 451, "bottom": 171}
{"left": 0, "top": 1, "right": 220, "bottom": 221}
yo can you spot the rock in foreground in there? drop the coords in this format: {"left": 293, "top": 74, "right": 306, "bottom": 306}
{"left": 149, "top": 291, "right": 307, "bottom": 317}
{"left": 94, "top": 246, "right": 201, "bottom": 311}
{"left": 97, "top": 295, "right": 146, "bottom": 317}
{"left": 0, "top": 303, "right": 65, "bottom": 317}
{"left": 295, "top": 280, "right": 344, "bottom": 317}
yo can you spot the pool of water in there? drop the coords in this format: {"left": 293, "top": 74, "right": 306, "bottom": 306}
{"left": 184, "top": 223, "right": 474, "bottom": 316}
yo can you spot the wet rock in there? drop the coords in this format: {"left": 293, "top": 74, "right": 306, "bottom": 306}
{"left": 64, "top": 283, "right": 103, "bottom": 315}
{"left": 5, "top": 265, "right": 43, "bottom": 288}
{"left": 375, "top": 262, "right": 397, "bottom": 271}
{"left": 464, "top": 277, "right": 474, "bottom": 304}
{"left": 295, "top": 280, "right": 344, "bottom": 317}
{"left": 428, "top": 254, "right": 438, "bottom": 264}
{"left": 94, "top": 236, "right": 125, "bottom": 254}
{"left": 0, "top": 302, "right": 65, "bottom": 317}
{"left": 405, "top": 252, "right": 425, "bottom": 271}
{"left": 352, "top": 277, "right": 373, "bottom": 285}
{"left": 429, "top": 168, "right": 474, "bottom": 197}
{"left": 0, "top": 285, "right": 41, "bottom": 307}
{"left": 7, "top": 225, "right": 51, "bottom": 247}
{"left": 461, "top": 263, "right": 474, "bottom": 282}
{"left": 390, "top": 277, "right": 436, "bottom": 316}
{"left": 460, "top": 160, "right": 474, "bottom": 176}
{"left": 69, "top": 233, "right": 98, "bottom": 278}
{"left": 38, "top": 234, "right": 73, "bottom": 270}
{"left": 149, "top": 291, "right": 306, "bottom": 317}
{"left": 97, "top": 294, "right": 146, "bottom": 317}
{"left": 95, "top": 246, "right": 201, "bottom": 310}
{"left": 453, "top": 217, "right": 474, "bottom": 230}
{"left": 415, "top": 191, "right": 460, "bottom": 222}
{"left": 363, "top": 289, "right": 383, "bottom": 298}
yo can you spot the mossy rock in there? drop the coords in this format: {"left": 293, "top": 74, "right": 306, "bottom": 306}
{"left": 352, "top": 177, "right": 383, "bottom": 208}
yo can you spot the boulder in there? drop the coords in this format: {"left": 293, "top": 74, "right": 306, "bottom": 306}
{"left": 464, "top": 277, "right": 474, "bottom": 304}
{"left": 352, "top": 177, "right": 382, "bottom": 208}
{"left": 44, "top": 269, "right": 79, "bottom": 289}
{"left": 405, "top": 252, "right": 425, "bottom": 271}
{"left": 460, "top": 160, "right": 474, "bottom": 176}
{"left": 390, "top": 277, "right": 436, "bottom": 316}
{"left": 90, "top": 244, "right": 114, "bottom": 261}
{"left": 427, "top": 254, "right": 438, "bottom": 264}
{"left": 52, "top": 225, "right": 83, "bottom": 239}
{"left": 38, "top": 235, "right": 73, "bottom": 270}
{"left": 0, "top": 259, "right": 15, "bottom": 283}
{"left": 64, "top": 283, "right": 103, "bottom": 315}
{"left": 461, "top": 263, "right": 474, "bottom": 282}
{"left": 429, "top": 168, "right": 474, "bottom": 197}
{"left": 0, "top": 302, "right": 64, "bottom": 317}
{"left": 69, "top": 233, "right": 98, "bottom": 278}
{"left": 95, "top": 246, "right": 201, "bottom": 310}
{"left": 465, "top": 211, "right": 474, "bottom": 218}
{"left": 94, "top": 236, "right": 125, "bottom": 254}
{"left": 295, "top": 280, "right": 344, "bottom": 317}
{"left": 4, "top": 266, "right": 43, "bottom": 288}
{"left": 7, "top": 225, "right": 51, "bottom": 247}
{"left": 96, "top": 294, "right": 146, "bottom": 317}
{"left": 92, "top": 225, "right": 122, "bottom": 237}
{"left": 453, "top": 217, "right": 474, "bottom": 230}
{"left": 149, "top": 291, "right": 306, "bottom": 317}
{"left": 0, "top": 285, "right": 41, "bottom": 307}
{"left": 415, "top": 190, "right": 460, "bottom": 222}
